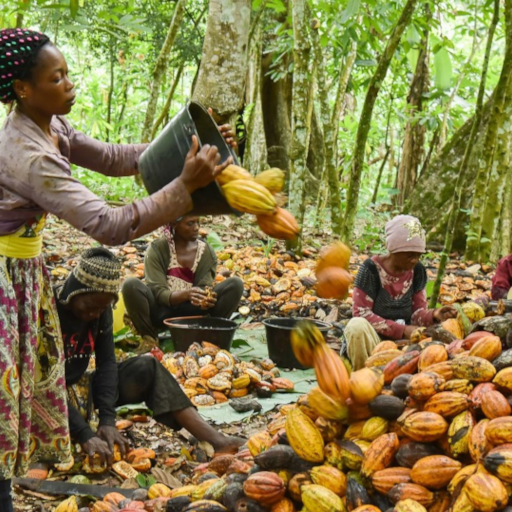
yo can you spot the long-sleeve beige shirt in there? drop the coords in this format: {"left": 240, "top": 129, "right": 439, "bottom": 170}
{"left": 0, "top": 110, "right": 193, "bottom": 246}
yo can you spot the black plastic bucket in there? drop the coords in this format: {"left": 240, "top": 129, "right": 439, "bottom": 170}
{"left": 139, "top": 101, "right": 240, "bottom": 216}
{"left": 163, "top": 316, "right": 238, "bottom": 352}
{"left": 263, "top": 318, "right": 332, "bottom": 370}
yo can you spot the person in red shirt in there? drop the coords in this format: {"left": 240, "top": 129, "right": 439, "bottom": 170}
{"left": 343, "top": 215, "right": 456, "bottom": 370}
{"left": 492, "top": 254, "right": 512, "bottom": 300}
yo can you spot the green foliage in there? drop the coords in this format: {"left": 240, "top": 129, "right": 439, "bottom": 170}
{"left": 206, "top": 230, "right": 224, "bottom": 251}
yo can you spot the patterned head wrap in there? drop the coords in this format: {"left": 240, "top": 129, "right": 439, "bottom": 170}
{"left": 385, "top": 215, "right": 426, "bottom": 254}
{"left": 0, "top": 28, "right": 50, "bottom": 104}
{"left": 58, "top": 247, "right": 122, "bottom": 304}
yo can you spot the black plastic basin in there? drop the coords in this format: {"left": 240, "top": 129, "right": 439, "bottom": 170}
{"left": 262, "top": 317, "right": 332, "bottom": 369}
{"left": 138, "top": 101, "right": 241, "bottom": 216}
{"left": 163, "top": 315, "right": 238, "bottom": 352}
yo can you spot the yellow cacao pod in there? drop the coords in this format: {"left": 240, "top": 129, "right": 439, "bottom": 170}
{"left": 222, "top": 179, "right": 276, "bottom": 215}
{"left": 310, "top": 465, "right": 347, "bottom": 496}
{"left": 54, "top": 496, "right": 78, "bottom": 512}
{"left": 285, "top": 407, "right": 324, "bottom": 463}
{"left": 254, "top": 168, "right": 285, "bottom": 194}
{"left": 301, "top": 484, "right": 346, "bottom": 512}
{"left": 216, "top": 164, "right": 252, "bottom": 187}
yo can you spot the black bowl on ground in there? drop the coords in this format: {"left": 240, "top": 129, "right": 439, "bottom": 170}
{"left": 163, "top": 316, "right": 238, "bottom": 352}
{"left": 262, "top": 317, "right": 332, "bottom": 370}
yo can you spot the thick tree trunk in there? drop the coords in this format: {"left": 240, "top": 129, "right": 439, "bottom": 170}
{"left": 502, "top": 163, "right": 512, "bottom": 256}
{"left": 396, "top": 7, "right": 430, "bottom": 205}
{"left": 428, "top": 0, "right": 500, "bottom": 306}
{"left": 261, "top": 54, "right": 293, "bottom": 171}
{"left": 141, "top": 0, "right": 186, "bottom": 144}
{"left": 341, "top": 0, "right": 420, "bottom": 243}
{"left": 287, "top": 0, "right": 311, "bottom": 250}
{"left": 192, "top": 0, "right": 251, "bottom": 126}
{"left": 243, "top": 20, "right": 268, "bottom": 175}
{"left": 465, "top": 0, "right": 512, "bottom": 261}
{"left": 480, "top": 73, "right": 512, "bottom": 261}
{"left": 404, "top": 95, "right": 494, "bottom": 248}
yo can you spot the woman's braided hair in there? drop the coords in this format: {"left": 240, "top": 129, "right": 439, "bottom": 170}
{"left": 0, "top": 28, "right": 50, "bottom": 104}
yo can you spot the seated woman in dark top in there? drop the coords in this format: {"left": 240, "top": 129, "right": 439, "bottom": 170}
{"left": 492, "top": 253, "right": 512, "bottom": 300}
{"left": 122, "top": 215, "right": 243, "bottom": 351}
{"left": 56, "top": 248, "right": 243, "bottom": 464}
{"left": 344, "top": 215, "right": 456, "bottom": 370}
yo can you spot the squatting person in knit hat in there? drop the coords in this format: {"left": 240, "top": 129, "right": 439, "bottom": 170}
{"left": 0, "top": 27, "right": 233, "bottom": 511}
{"left": 342, "top": 215, "right": 457, "bottom": 371}
{"left": 55, "top": 248, "right": 244, "bottom": 465}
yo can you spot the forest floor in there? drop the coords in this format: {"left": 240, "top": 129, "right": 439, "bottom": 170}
{"left": 13, "top": 214, "right": 496, "bottom": 511}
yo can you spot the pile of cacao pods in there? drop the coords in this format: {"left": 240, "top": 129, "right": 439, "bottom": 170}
{"left": 159, "top": 341, "right": 294, "bottom": 407}
{"left": 218, "top": 165, "right": 300, "bottom": 241}
{"left": 215, "top": 245, "right": 325, "bottom": 318}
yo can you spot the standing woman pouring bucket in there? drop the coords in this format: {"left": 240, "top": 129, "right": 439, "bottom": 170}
{"left": 0, "top": 28, "right": 231, "bottom": 511}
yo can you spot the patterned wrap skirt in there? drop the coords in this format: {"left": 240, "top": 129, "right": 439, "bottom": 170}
{"left": 0, "top": 255, "right": 72, "bottom": 478}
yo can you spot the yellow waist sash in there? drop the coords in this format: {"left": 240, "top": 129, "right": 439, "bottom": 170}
{"left": 0, "top": 217, "right": 46, "bottom": 259}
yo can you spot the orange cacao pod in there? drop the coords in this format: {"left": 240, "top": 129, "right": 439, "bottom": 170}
{"left": 441, "top": 318, "right": 464, "bottom": 339}
{"left": 310, "top": 465, "right": 347, "bottom": 496}
{"left": 361, "top": 433, "right": 399, "bottom": 478}
{"left": 388, "top": 483, "right": 435, "bottom": 507}
{"left": 256, "top": 208, "right": 300, "bottom": 241}
{"left": 349, "top": 367, "right": 384, "bottom": 405}
{"left": 372, "top": 341, "right": 398, "bottom": 354}
{"left": 315, "top": 267, "right": 352, "bottom": 300}
{"left": 418, "top": 344, "right": 448, "bottom": 372}
{"left": 469, "top": 418, "right": 491, "bottom": 462}
{"left": 316, "top": 241, "right": 351, "bottom": 273}
{"left": 481, "top": 390, "right": 511, "bottom": 419}
{"left": 270, "top": 498, "right": 296, "bottom": 512}
{"left": 462, "top": 330, "right": 492, "bottom": 349}
{"left": 243, "top": 471, "right": 285, "bottom": 506}
{"left": 371, "top": 467, "right": 412, "bottom": 494}
{"left": 410, "top": 455, "right": 461, "bottom": 490}
{"left": 421, "top": 361, "right": 454, "bottom": 381}
{"left": 400, "top": 412, "right": 448, "bottom": 442}
{"left": 383, "top": 351, "right": 420, "bottom": 385}
{"left": 423, "top": 392, "right": 470, "bottom": 418}
{"left": 307, "top": 387, "right": 348, "bottom": 421}
{"left": 407, "top": 372, "right": 444, "bottom": 401}
{"left": 313, "top": 343, "right": 350, "bottom": 403}
{"left": 468, "top": 335, "right": 502, "bottom": 361}
{"left": 469, "top": 382, "right": 497, "bottom": 411}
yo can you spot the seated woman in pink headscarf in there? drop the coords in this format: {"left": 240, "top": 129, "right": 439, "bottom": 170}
{"left": 343, "top": 215, "right": 457, "bottom": 370}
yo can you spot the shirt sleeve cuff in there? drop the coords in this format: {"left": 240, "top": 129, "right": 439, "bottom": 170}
{"left": 98, "top": 415, "right": 117, "bottom": 428}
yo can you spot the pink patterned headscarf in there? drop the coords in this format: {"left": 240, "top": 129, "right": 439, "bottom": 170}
{"left": 385, "top": 215, "right": 426, "bottom": 254}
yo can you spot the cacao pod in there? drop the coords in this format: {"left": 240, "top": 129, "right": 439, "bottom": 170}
{"left": 400, "top": 412, "right": 448, "bottom": 442}
{"left": 310, "top": 465, "right": 347, "bottom": 497}
{"left": 410, "top": 455, "right": 461, "bottom": 490}
{"left": 469, "top": 418, "right": 491, "bottom": 462}
{"left": 216, "top": 164, "right": 253, "bottom": 186}
{"left": 222, "top": 179, "right": 276, "bottom": 215}
{"left": 464, "top": 473, "right": 508, "bottom": 512}
{"left": 481, "top": 390, "right": 511, "bottom": 419}
{"left": 448, "top": 410, "right": 475, "bottom": 459}
{"left": 422, "top": 391, "right": 470, "bottom": 417}
{"left": 486, "top": 416, "right": 512, "bottom": 444}
{"left": 450, "top": 356, "right": 496, "bottom": 382}
{"left": 301, "top": 484, "right": 346, "bottom": 512}
{"left": 256, "top": 208, "right": 299, "bottom": 241}
{"left": 494, "top": 367, "right": 512, "bottom": 392}
{"left": 285, "top": 407, "right": 324, "bottom": 463}
{"left": 383, "top": 351, "right": 420, "bottom": 384}
{"left": 361, "top": 433, "right": 399, "bottom": 478}
{"left": 393, "top": 499, "right": 427, "bottom": 512}
{"left": 349, "top": 367, "right": 384, "bottom": 405}
{"left": 316, "top": 241, "right": 351, "bottom": 273}
{"left": 468, "top": 335, "right": 502, "bottom": 362}
{"left": 307, "top": 386, "right": 348, "bottom": 421}
{"left": 418, "top": 344, "right": 448, "bottom": 372}
{"left": 290, "top": 320, "right": 325, "bottom": 368}
{"left": 315, "top": 267, "right": 353, "bottom": 300}
{"left": 371, "top": 467, "right": 412, "bottom": 494}
{"left": 254, "top": 168, "right": 285, "bottom": 193}
{"left": 55, "top": 497, "right": 78, "bottom": 512}
{"left": 312, "top": 343, "right": 350, "bottom": 403}
{"left": 387, "top": 483, "right": 435, "bottom": 507}
{"left": 407, "top": 372, "right": 444, "bottom": 401}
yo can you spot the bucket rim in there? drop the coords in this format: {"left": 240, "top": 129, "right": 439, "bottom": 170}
{"left": 262, "top": 317, "right": 332, "bottom": 330}
{"left": 164, "top": 315, "right": 239, "bottom": 330}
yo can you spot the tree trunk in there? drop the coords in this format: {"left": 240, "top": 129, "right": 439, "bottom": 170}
{"left": 287, "top": 0, "right": 311, "bottom": 250}
{"left": 243, "top": 20, "right": 268, "bottom": 174}
{"left": 106, "top": 43, "right": 115, "bottom": 143}
{"left": 341, "top": 0, "right": 420, "bottom": 243}
{"left": 479, "top": 72, "right": 512, "bottom": 261}
{"left": 192, "top": 0, "right": 251, "bottom": 126}
{"left": 404, "top": 95, "right": 494, "bottom": 248}
{"left": 311, "top": 22, "right": 343, "bottom": 234}
{"left": 428, "top": 0, "right": 500, "bottom": 306}
{"left": 396, "top": 6, "right": 430, "bottom": 206}
{"left": 465, "top": 0, "right": 512, "bottom": 261}
{"left": 333, "top": 31, "right": 359, "bottom": 167}
{"left": 261, "top": 54, "right": 293, "bottom": 171}
{"left": 141, "top": 0, "right": 186, "bottom": 144}
{"left": 150, "top": 64, "right": 184, "bottom": 140}
{"left": 502, "top": 162, "right": 512, "bottom": 256}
